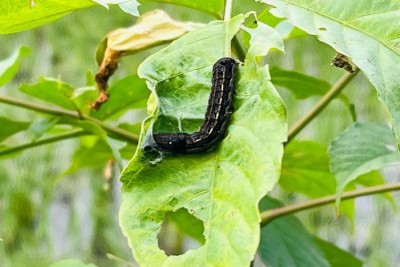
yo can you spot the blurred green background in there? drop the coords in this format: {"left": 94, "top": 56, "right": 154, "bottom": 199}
{"left": 0, "top": 3, "right": 398, "bottom": 267}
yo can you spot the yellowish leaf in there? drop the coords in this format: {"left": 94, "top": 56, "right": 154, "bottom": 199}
{"left": 107, "top": 9, "right": 205, "bottom": 51}
{"left": 93, "top": 9, "right": 205, "bottom": 110}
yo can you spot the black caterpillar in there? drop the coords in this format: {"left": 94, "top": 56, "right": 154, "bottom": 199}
{"left": 151, "top": 57, "right": 238, "bottom": 154}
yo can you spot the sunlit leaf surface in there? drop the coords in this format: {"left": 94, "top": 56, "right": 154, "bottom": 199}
{"left": 260, "top": 0, "right": 400, "bottom": 139}
{"left": 0, "top": 0, "right": 96, "bottom": 34}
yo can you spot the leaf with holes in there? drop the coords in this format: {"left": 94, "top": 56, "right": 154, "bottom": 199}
{"left": 260, "top": 0, "right": 400, "bottom": 140}
{"left": 119, "top": 15, "right": 287, "bottom": 266}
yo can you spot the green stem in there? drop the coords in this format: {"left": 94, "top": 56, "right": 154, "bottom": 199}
{"left": 260, "top": 182, "right": 400, "bottom": 226}
{"left": 0, "top": 95, "right": 139, "bottom": 143}
{"left": 218, "top": 1, "right": 246, "bottom": 61}
{"left": 223, "top": 0, "right": 233, "bottom": 21}
{"left": 287, "top": 69, "right": 359, "bottom": 143}
{"left": 0, "top": 131, "right": 89, "bottom": 157}
{"left": 223, "top": 0, "right": 234, "bottom": 56}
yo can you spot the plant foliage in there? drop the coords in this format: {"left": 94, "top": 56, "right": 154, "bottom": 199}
{"left": 0, "top": 0, "right": 399, "bottom": 266}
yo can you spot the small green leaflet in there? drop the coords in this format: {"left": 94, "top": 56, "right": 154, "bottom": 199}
{"left": 0, "top": 46, "right": 31, "bottom": 87}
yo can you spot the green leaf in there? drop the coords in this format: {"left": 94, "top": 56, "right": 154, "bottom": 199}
{"left": 258, "top": 197, "right": 330, "bottom": 267}
{"left": 90, "top": 74, "right": 149, "bottom": 120}
{"left": 137, "top": 13, "right": 249, "bottom": 86}
{"left": 0, "top": 0, "right": 97, "bottom": 34}
{"left": 329, "top": 122, "right": 400, "bottom": 203}
{"left": 58, "top": 116, "right": 107, "bottom": 137}
{"left": 140, "top": 0, "right": 224, "bottom": 17}
{"left": 270, "top": 67, "right": 331, "bottom": 99}
{"left": 260, "top": 0, "right": 400, "bottom": 140}
{"left": 49, "top": 259, "right": 98, "bottom": 267}
{"left": 58, "top": 117, "right": 126, "bottom": 169}
{"left": 106, "top": 136, "right": 126, "bottom": 169}
{"left": 119, "top": 142, "right": 137, "bottom": 160}
{"left": 26, "top": 117, "right": 60, "bottom": 141}
{"left": 70, "top": 86, "right": 98, "bottom": 115}
{"left": 19, "top": 78, "right": 75, "bottom": 110}
{"left": 256, "top": 9, "right": 307, "bottom": 40}
{"left": 118, "top": 123, "right": 141, "bottom": 159}
{"left": 0, "top": 46, "right": 31, "bottom": 87}
{"left": 119, "top": 14, "right": 287, "bottom": 266}
{"left": 241, "top": 20, "right": 284, "bottom": 57}
{"left": 269, "top": 67, "right": 355, "bottom": 118}
{"left": 315, "top": 238, "right": 363, "bottom": 267}
{"left": 64, "top": 137, "right": 113, "bottom": 174}
{"left": 276, "top": 20, "right": 307, "bottom": 40}
{"left": 354, "top": 171, "right": 395, "bottom": 208}
{"left": 0, "top": 116, "right": 29, "bottom": 142}
{"left": 281, "top": 140, "right": 391, "bottom": 219}
{"left": 280, "top": 140, "right": 359, "bottom": 219}
{"left": 314, "top": 237, "right": 363, "bottom": 267}
{"left": 281, "top": 141, "right": 336, "bottom": 197}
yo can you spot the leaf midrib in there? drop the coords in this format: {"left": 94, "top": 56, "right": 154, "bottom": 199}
{"left": 279, "top": 0, "right": 400, "bottom": 56}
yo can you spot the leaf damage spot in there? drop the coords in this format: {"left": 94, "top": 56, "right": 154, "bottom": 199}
{"left": 157, "top": 208, "right": 205, "bottom": 256}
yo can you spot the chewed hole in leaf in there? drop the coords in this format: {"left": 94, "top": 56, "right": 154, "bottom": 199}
{"left": 157, "top": 208, "right": 205, "bottom": 256}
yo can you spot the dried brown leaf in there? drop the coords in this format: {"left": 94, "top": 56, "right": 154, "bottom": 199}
{"left": 93, "top": 10, "right": 205, "bottom": 110}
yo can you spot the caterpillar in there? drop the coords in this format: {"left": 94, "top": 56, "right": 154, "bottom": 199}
{"left": 151, "top": 57, "right": 238, "bottom": 154}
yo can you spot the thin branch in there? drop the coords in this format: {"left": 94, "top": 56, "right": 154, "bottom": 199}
{"left": 0, "top": 131, "right": 89, "bottom": 157}
{"left": 287, "top": 68, "right": 359, "bottom": 143}
{"left": 260, "top": 182, "right": 400, "bottom": 227}
{"left": 0, "top": 95, "right": 139, "bottom": 143}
